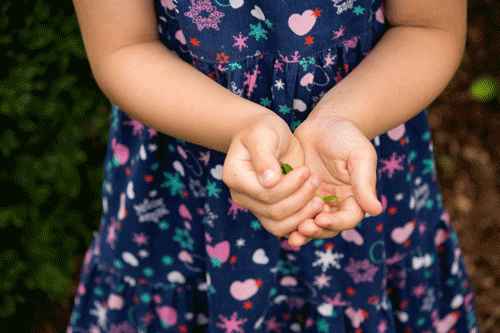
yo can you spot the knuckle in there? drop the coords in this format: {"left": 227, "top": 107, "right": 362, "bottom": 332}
{"left": 267, "top": 204, "right": 287, "bottom": 221}
{"left": 257, "top": 190, "right": 273, "bottom": 203}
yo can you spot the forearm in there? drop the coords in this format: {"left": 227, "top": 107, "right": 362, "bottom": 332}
{"left": 309, "top": 25, "right": 466, "bottom": 140}
{"left": 92, "top": 40, "right": 273, "bottom": 153}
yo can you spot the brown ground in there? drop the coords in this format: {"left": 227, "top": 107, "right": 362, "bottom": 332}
{"left": 6, "top": 1, "right": 500, "bottom": 332}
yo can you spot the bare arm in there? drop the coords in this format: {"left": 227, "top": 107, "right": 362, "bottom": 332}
{"left": 72, "top": 0, "right": 274, "bottom": 153}
{"left": 308, "top": 0, "right": 467, "bottom": 140}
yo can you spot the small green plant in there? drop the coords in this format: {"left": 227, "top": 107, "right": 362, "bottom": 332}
{"left": 279, "top": 162, "right": 343, "bottom": 202}
{"left": 469, "top": 74, "right": 499, "bottom": 102}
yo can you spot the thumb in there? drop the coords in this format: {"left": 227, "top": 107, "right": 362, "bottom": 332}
{"left": 349, "top": 149, "right": 383, "bottom": 216}
{"left": 246, "top": 128, "right": 283, "bottom": 188}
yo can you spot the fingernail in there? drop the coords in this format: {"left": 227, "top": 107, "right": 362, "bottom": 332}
{"left": 311, "top": 176, "right": 321, "bottom": 188}
{"left": 261, "top": 169, "right": 278, "bottom": 184}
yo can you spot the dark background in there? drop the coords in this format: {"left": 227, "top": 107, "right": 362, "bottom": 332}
{"left": 1, "top": 0, "right": 499, "bottom": 332}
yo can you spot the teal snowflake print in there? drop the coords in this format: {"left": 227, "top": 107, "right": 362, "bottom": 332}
{"left": 278, "top": 104, "right": 291, "bottom": 115}
{"left": 316, "top": 318, "right": 330, "bottom": 332}
{"left": 143, "top": 267, "right": 154, "bottom": 277}
{"left": 162, "top": 255, "right": 173, "bottom": 266}
{"left": 158, "top": 220, "right": 170, "bottom": 230}
{"left": 264, "top": 19, "right": 273, "bottom": 29}
{"left": 160, "top": 172, "right": 185, "bottom": 197}
{"left": 421, "top": 158, "right": 435, "bottom": 175}
{"left": 353, "top": 6, "right": 365, "bottom": 15}
{"left": 206, "top": 179, "right": 222, "bottom": 198}
{"left": 172, "top": 227, "right": 194, "bottom": 251}
{"left": 211, "top": 257, "right": 222, "bottom": 267}
{"left": 260, "top": 96, "right": 272, "bottom": 108}
{"left": 298, "top": 57, "right": 315, "bottom": 71}
{"left": 249, "top": 22, "right": 268, "bottom": 41}
{"left": 250, "top": 220, "right": 262, "bottom": 230}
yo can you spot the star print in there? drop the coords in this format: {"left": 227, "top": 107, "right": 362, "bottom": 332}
{"left": 304, "top": 35, "right": 314, "bottom": 46}
{"left": 312, "top": 8, "right": 322, "bottom": 18}
{"left": 274, "top": 79, "right": 285, "bottom": 90}
{"left": 250, "top": 220, "right": 262, "bottom": 230}
{"left": 160, "top": 172, "right": 186, "bottom": 197}
{"left": 216, "top": 52, "right": 229, "bottom": 64}
{"left": 274, "top": 59, "right": 284, "bottom": 72}
{"left": 206, "top": 179, "right": 222, "bottom": 198}
{"left": 324, "top": 52, "right": 337, "bottom": 67}
{"left": 312, "top": 248, "right": 344, "bottom": 272}
{"left": 278, "top": 104, "right": 291, "bottom": 115}
{"left": 378, "top": 152, "right": 406, "bottom": 179}
{"left": 249, "top": 22, "right": 268, "bottom": 41}
{"left": 236, "top": 238, "right": 245, "bottom": 247}
{"left": 215, "top": 312, "right": 248, "bottom": 333}
{"left": 198, "top": 151, "right": 210, "bottom": 166}
{"left": 147, "top": 143, "right": 158, "bottom": 152}
{"left": 232, "top": 32, "right": 248, "bottom": 51}
{"left": 132, "top": 232, "right": 150, "bottom": 246}
{"left": 412, "top": 283, "right": 427, "bottom": 298}
{"left": 353, "top": 6, "right": 365, "bottom": 15}
{"left": 313, "top": 273, "right": 332, "bottom": 289}
{"left": 260, "top": 96, "right": 272, "bottom": 107}
{"left": 189, "top": 37, "right": 200, "bottom": 46}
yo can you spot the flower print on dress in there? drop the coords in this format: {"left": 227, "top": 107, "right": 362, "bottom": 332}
{"left": 344, "top": 258, "right": 379, "bottom": 283}
{"left": 184, "top": 0, "right": 225, "bottom": 31}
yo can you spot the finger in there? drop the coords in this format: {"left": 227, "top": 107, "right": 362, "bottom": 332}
{"left": 286, "top": 230, "right": 314, "bottom": 247}
{"left": 231, "top": 175, "right": 322, "bottom": 221}
{"left": 298, "top": 218, "right": 339, "bottom": 239}
{"left": 348, "top": 148, "right": 383, "bottom": 216}
{"left": 243, "top": 127, "right": 283, "bottom": 188}
{"left": 253, "top": 194, "right": 325, "bottom": 237}
{"left": 229, "top": 166, "right": 311, "bottom": 204}
{"left": 313, "top": 197, "right": 366, "bottom": 232}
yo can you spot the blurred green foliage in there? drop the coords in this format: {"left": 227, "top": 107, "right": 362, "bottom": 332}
{"left": 0, "top": 0, "right": 110, "bottom": 317}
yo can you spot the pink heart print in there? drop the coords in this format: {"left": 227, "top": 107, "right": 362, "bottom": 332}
{"left": 345, "top": 307, "right": 367, "bottom": 328}
{"left": 230, "top": 279, "right": 259, "bottom": 300}
{"left": 155, "top": 306, "right": 178, "bottom": 326}
{"left": 391, "top": 220, "right": 416, "bottom": 244}
{"left": 288, "top": 10, "right": 317, "bottom": 36}
{"left": 206, "top": 240, "right": 230, "bottom": 263}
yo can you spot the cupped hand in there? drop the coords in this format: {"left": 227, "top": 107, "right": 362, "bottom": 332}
{"left": 222, "top": 113, "right": 324, "bottom": 242}
{"left": 286, "top": 115, "right": 383, "bottom": 246}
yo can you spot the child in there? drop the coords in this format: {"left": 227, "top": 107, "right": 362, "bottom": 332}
{"left": 68, "top": 0, "right": 480, "bottom": 332}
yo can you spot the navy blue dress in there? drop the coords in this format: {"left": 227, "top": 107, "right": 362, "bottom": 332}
{"left": 67, "top": 0, "right": 480, "bottom": 332}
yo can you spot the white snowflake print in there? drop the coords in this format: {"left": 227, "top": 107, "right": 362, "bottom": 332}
{"left": 312, "top": 248, "right": 344, "bottom": 272}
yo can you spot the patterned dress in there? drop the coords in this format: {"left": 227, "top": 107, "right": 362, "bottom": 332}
{"left": 67, "top": 0, "right": 480, "bottom": 332}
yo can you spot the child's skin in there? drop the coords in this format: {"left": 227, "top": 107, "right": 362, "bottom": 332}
{"left": 73, "top": 0, "right": 467, "bottom": 246}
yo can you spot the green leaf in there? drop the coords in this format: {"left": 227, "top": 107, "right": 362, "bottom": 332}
{"left": 27, "top": 25, "right": 54, "bottom": 49}
{"left": 53, "top": 75, "right": 77, "bottom": 92}
{"left": 37, "top": 262, "right": 69, "bottom": 295}
{"left": 33, "top": 0, "right": 50, "bottom": 21}
{"left": 1, "top": 128, "right": 20, "bottom": 157}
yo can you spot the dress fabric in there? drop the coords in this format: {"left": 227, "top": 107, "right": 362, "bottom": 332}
{"left": 67, "top": 0, "right": 481, "bottom": 332}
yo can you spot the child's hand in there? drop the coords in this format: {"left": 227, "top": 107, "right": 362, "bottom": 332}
{"left": 289, "top": 116, "right": 383, "bottom": 246}
{"left": 222, "top": 114, "right": 324, "bottom": 242}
